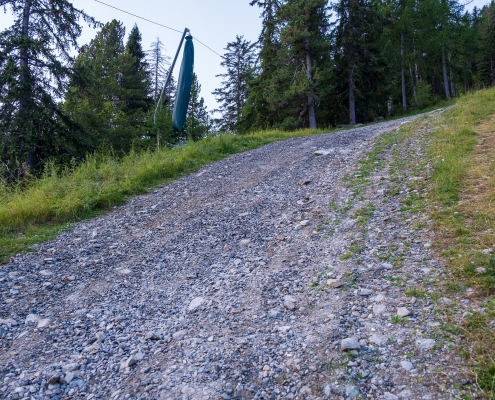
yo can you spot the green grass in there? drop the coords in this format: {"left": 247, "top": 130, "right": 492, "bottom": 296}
{"left": 382, "top": 88, "right": 495, "bottom": 399}
{"left": 0, "top": 127, "right": 332, "bottom": 264}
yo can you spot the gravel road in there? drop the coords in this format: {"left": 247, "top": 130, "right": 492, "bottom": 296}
{"left": 0, "top": 114, "right": 471, "bottom": 400}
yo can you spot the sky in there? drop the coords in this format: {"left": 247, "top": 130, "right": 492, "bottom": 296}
{"left": 0, "top": 0, "right": 492, "bottom": 112}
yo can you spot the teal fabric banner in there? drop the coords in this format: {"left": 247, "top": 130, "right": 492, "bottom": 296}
{"left": 172, "top": 36, "right": 194, "bottom": 131}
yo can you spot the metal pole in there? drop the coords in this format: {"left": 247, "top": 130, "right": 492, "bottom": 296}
{"left": 154, "top": 27, "right": 190, "bottom": 125}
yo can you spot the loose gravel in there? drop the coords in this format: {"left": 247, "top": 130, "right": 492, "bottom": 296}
{"left": 0, "top": 114, "right": 470, "bottom": 399}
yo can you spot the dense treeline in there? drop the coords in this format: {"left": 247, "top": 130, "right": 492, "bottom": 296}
{"left": 1, "top": 0, "right": 495, "bottom": 179}
{"left": 233, "top": 0, "right": 495, "bottom": 133}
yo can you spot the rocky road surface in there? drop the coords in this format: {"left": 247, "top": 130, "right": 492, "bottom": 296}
{"left": 0, "top": 114, "right": 471, "bottom": 400}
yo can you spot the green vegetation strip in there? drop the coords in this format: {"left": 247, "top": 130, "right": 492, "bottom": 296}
{"left": 344, "top": 87, "right": 495, "bottom": 396}
{"left": 0, "top": 128, "right": 332, "bottom": 264}
{"left": 411, "top": 88, "right": 495, "bottom": 396}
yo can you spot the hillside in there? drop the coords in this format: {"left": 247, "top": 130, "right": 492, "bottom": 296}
{"left": 1, "top": 87, "right": 495, "bottom": 398}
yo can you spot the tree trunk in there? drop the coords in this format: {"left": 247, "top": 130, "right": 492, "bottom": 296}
{"left": 154, "top": 48, "right": 158, "bottom": 100}
{"left": 442, "top": 45, "right": 451, "bottom": 100}
{"left": 490, "top": 53, "right": 494, "bottom": 86}
{"left": 349, "top": 65, "right": 356, "bottom": 125}
{"left": 305, "top": 39, "right": 316, "bottom": 130}
{"left": 19, "top": 0, "right": 34, "bottom": 171}
{"left": 449, "top": 67, "right": 456, "bottom": 97}
{"left": 401, "top": 32, "right": 407, "bottom": 111}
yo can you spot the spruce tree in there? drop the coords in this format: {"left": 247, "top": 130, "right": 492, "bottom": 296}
{"left": 243, "top": 0, "right": 281, "bottom": 130}
{"left": 121, "top": 24, "right": 152, "bottom": 115}
{"left": 476, "top": 1, "right": 495, "bottom": 86}
{"left": 0, "top": 0, "right": 97, "bottom": 174}
{"left": 276, "top": 0, "right": 331, "bottom": 129}
{"left": 64, "top": 20, "right": 147, "bottom": 153}
{"left": 213, "top": 35, "right": 256, "bottom": 132}
{"left": 185, "top": 73, "right": 211, "bottom": 141}
{"left": 332, "top": 0, "right": 389, "bottom": 124}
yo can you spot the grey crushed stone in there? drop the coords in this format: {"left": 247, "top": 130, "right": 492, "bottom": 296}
{"left": 0, "top": 114, "right": 471, "bottom": 399}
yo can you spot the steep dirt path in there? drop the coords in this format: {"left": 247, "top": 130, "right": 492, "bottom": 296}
{"left": 0, "top": 114, "right": 469, "bottom": 400}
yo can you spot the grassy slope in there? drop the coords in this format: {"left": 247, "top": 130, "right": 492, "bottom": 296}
{"left": 426, "top": 88, "right": 495, "bottom": 397}
{"left": 379, "top": 87, "right": 495, "bottom": 397}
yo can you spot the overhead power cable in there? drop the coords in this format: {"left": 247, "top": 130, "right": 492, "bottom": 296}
{"left": 94, "top": 0, "right": 222, "bottom": 57}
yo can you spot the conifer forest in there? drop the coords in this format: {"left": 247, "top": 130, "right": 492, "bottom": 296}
{"left": 1, "top": 0, "right": 495, "bottom": 178}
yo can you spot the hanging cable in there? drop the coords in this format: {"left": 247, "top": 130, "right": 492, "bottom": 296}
{"left": 94, "top": 0, "right": 222, "bottom": 57}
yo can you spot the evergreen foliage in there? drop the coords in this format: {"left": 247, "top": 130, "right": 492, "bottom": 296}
{"left": 63, "top": 20, "right": 152, "bottom": 154}
{"left": 3, "top": 0, "right": 495, "bottom": 180}
{"left": 185, "top": 73, "right": 212, "bottom": 141}
{"left": 212, "top": 36, "right": 256, "bottom": 133}
{"left": 0, "top": 0, "right": 97, "bottom": 176}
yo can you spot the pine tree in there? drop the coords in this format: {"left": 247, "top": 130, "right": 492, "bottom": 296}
{"left": 476, "top": 1, "right": 495, "bottom": 86}
{"left": 243, "top": 0, "right": 281, "bottom": 130}
{"left": 212, "top": 35, "right": 256, "bottom": 132}
{"left": 185, "top": 74, "right": 211, "bottom": 141}
{"left": 121, "top": 24, "right": 152, "bottom": 115}
{"left": 332, "top": 0, "right": 389, "bottom": 124}
{"left": 0, "top": 0, "right": 97, "bottom": 174}
{"left": 276, "top": 0, "right": 331, "bottom": 129}
{"left": 64, "top": 20, "right": 148, "bottom": 153}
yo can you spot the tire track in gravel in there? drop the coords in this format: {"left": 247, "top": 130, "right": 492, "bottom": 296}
{"left": 0, "top": 114, "right": 458, "bottom": 400}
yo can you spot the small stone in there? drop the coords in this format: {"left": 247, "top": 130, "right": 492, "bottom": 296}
{"left": 66, "top": 276, "right": 76, "bottom": 282}
{"left": 476, "top": 267, "right": 486, "bottom": 273}
{"left": 324, "top": 385, "right": 331, "bottom": 396}
{"left": 299, "top": 386, "right": 312, "bottom": 395}
{"left": 123, "top": 355, "right": 140, "bottom": 368}
{"left": 327, "top": 279, "right": 345, "bottom": 288}
{"left": 39, "top": 270, "right": 53, "bottom": 276}
{"left": 283, "top": 295, "right": 297, "bottom": 311}
{"left": 380, "top": 262, "right": 393, "bottom": 270}
{"left": 188, "top": 297, "right": 205, "bottom": 311}
{"left": 268, "top": 309, "right": 281, "bottom": 318}
{"left": 278, "top": 326, "right": 291, "bottom": 334}
{"left": 357, "top": 289, "right": 373, "bottom": 296}
{"left": 64, "top": 372, "right": 75, "bottom": 384}
{"left": 25, "top": 314, "right": 41, "bottom": 324}
{"left": 341, "top": 337, "right": 360, "bottom": 351}
{"left": 397, "top": 307, "right": 410, "bottom": 317}
{"left": 344, "top": 385, "right": 360, "bottom": 398}
{"left": 416, "top": 338, "right": 436, "bottom": 350}
{"left": 314, "top": 149, "right": 333, "bottom": 156}
{"left": 400, "top": 360, "right": 413, "bottom": 371}
{"left": 375, "top": 294, "right": 386, "bottom": 302}
{"left": 373, "top": 304, "right": 386, "bottom": 314}
{"left": 383, "top": 392, "right": 399, "bottom": 400}
{"left": 37, "top": 318, "right": 51, "bottom": 328}
{"left": 438, "top": 297, "right": 453, "bottom": 304}
{"left": 47, "top": 375, "right": 60, "bottom": 385}
{"left": 369, "top": 334, "right": 387, "bottom": 346}
{"left": 181, "top": 386, "right": 196, "bottom": 395}
{"left": 298, "top": 179, "right": 311, "bottom": 185}
{"left": 0, "top": 318, "right": 17, "bottom": 326}
{"left": 300, "top": 220, "right": 310, "bottom": 226}
{"left": 240, "top": 239, "right": 251, "bottom": 246}
{"left": 172, "top": 329, "right": 188, "bottom": 340}
{"left": 62, "top": 363, "right": 80, "bottom": 373}
{"left": 144, "top": 331, "right": 161, "bottom": 340}
{"left": 117, "top": 268, "right": 132, "bottom": 275}
{"left": 96, "top": 331, "right": 106, "bottom": 343}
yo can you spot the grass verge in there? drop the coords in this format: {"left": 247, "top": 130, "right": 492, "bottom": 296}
{"left": 417, "top": 87, "right": 495, "bottom": 397}
{"left": 0, "top": 128, "right": 333, "bottom": 264}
